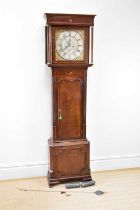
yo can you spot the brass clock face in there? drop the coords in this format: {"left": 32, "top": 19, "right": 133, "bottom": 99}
{"left": 55, "top": 29, "right": 85, "bottom": 61}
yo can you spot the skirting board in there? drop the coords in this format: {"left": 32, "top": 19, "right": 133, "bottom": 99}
{"left": 0, "top": 155, "right": 140, "bottom": 180}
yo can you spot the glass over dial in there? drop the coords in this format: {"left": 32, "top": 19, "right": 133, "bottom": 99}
{"left": 56, "top": 30, "right": 84, "bottom": 61}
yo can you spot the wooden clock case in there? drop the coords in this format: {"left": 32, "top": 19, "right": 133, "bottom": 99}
{"left": 44, "top": 13, "right": 96, "bottom": 186}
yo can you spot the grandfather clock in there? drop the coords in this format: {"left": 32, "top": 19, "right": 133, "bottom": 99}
{"left": 44, "top": 13, "right": 96, "bottom": 186}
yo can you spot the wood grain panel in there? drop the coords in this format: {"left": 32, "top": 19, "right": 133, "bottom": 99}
{"left": 49, "top": 140, "right": 91, "bottom": 181}
{"left": 57, "top": 77, "right": 83, "bottom": 140}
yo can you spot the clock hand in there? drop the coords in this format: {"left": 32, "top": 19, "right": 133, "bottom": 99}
{"left": 64, "top": 45, "right": 69, "bottom": 51}
{"left": 68, "top": 38, "right": 71, "bottom": 47}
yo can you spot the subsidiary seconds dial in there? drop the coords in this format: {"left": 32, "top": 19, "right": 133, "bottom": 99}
{"left": 56, "top": 30, "right": 84, "bottom": 61}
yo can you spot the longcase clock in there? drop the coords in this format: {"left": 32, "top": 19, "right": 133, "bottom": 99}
{"left": 44, "top": 13, "right": 96, "bottom": 186}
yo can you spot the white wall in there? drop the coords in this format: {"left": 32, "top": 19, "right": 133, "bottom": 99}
{"left": 0, "top": 0, "right": 140, "bottom": 180}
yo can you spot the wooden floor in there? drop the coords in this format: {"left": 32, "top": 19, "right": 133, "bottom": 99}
{"left": 0, "top": 168, "right": 140, "bottom": 210}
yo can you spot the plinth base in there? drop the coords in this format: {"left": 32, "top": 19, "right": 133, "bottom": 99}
{"left": 48, "top": 171, "right": 92, "bottom": 187}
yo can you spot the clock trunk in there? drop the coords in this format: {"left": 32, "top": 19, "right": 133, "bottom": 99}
{"left": 57, "top": 76, "right": 83, "bottom": 140}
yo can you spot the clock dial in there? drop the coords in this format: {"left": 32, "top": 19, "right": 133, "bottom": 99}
{"left": 55, "top": 30, "right": 84, "bottom": 61}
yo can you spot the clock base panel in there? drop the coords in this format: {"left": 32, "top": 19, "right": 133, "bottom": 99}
{"left": 48, "top": 139, "right": 92, "bottom": 187}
